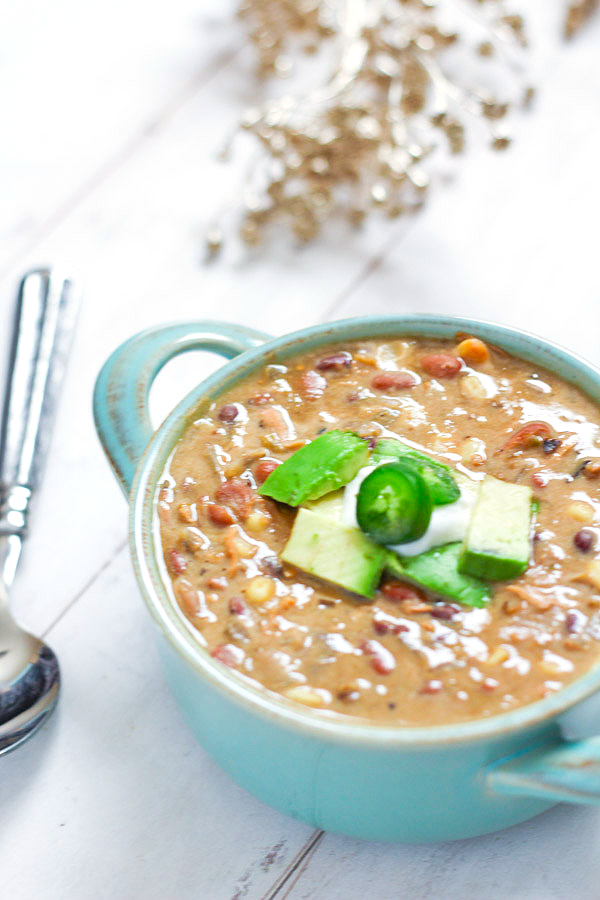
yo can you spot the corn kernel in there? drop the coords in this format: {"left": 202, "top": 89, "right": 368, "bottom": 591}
{"left": 245, "top": 511, "right": 271, "bottom": 532}
{"left": 574, "top": 559, "right": 600, "bottom": 591}
{"left": 486, "top": 645, "right": 510, "bottom": 666}
{"left": 232, "top": 535, "right": 257, "bottom": 559}
{"left": 284, "top": 685, "right": 332, "bottom": 707}
{"left": 566, "top": 501, "right": 595, "bottom": 524}
{"left": 246, "top": 575, "right": 276, "bottom": 605}
{"left": 178, "top": 503, "right": 196, "bottom": 524}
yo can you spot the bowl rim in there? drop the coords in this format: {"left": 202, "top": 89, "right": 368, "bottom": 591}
{"left": 130, "top": 314, "right": 600, "bottom": 747}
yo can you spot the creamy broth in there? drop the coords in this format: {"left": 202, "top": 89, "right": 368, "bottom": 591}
{"left": 158, "top": 336, "right": 600, "bottom": 725}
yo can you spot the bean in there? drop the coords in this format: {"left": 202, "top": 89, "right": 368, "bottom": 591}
{"left": 502, "top": 421, "right": 552, "bottom": 451}
{"left": 566, "top": 609, "right": 586, "bottom": 634}
{"left": 360, "top": 639, "right": 396, "bottom": 674}
{"left": 167, "top": 548, "right": 187, "bottom": 575}
{"left": 430, "top": 603, "right": 460, "bottom": 620}
{"left": 211, "top": 643, "right": 245, "bottom": 668}
{"left": 455, "top": 337, "right": 489, "bottom": 364}
{"left": 215, "top": 478, "right": 254, "bottom": 517}
{"left": 247, "top": 392, "right": 272, "bottom": 406}
{"left": 262, "top": 555, "right": 284, "bottom": 577}
{"left": 574, "top": 529, "right": 595, "bottom": 552}
{"left": 315, "top": 351, "right": 352, "bottom": 371}
{"left": 229, "top": 596, "right": 248, "bottom": 615}
{"left": 420, "top": 353, "right": 461, "bottom": 378}
{"left": 207, "top": 577, "right": 227, "bottom": 590}
{"left": 299, "top": 370, "right": 327, "bottom": 400}
{"left": 256, "top": 458, "right": 280, "bottom": 484}
{"left": 381, "top": 581, "right": 426, "bottom": 604}
{"left": 371, "top": 371, "right": 417, "bottom": 391}
{"left": 218, "top": 404, "right": 239, "bottom": 422}
{"left": 208, "top": 504, "right": 236, "bottom": 526}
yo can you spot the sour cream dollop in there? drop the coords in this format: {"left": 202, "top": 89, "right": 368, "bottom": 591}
{"left": 341, "top": 461, "right": 479, "bottom": 556}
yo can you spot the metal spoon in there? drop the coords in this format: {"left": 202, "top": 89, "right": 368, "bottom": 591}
{"left": 0, "top": 269, "right": 80, "bottom": 755}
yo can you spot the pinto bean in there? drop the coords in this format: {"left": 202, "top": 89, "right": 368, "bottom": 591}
{"left": 215, "top": 478, "right": 255, "bottom": 518}
{"left": 211, "top": 643, "right": 245, "bottom": 668}
{"left": 299, "top": 370, "right": 327, "bottom": 400}
{"left": 166, "top": 549, "right": 187, "bottom": 575}
{"left": 208, "top": 504, "right": 236, "bottom": 526}
{"left": 381, "top": 581, "right": 426, "bottom": 604}
{"left": 315, "top": 351, "right": 352, "bottom": 371}
{"left": 371, "top": 371, "right": 417, "bottom": 391}
{"left": 256, "top": 458, "right": 280, "bottom": 484}
{"left": 360, "top": 639, "right": 396, "bottom": 674}
{"left": 420, "top": 353, "right": 462, "bottom": 378}
{"left": 502, "top": 421, "right": 553, "bottom": 451}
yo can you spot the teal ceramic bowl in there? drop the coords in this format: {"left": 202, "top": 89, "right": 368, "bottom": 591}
{"left": 94, "top": 316, "right": 600, "bottom": 842}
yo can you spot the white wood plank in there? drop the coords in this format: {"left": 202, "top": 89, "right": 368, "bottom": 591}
{"left": 0, "top": 0, "right": 239, "bottom": 269}
{"left": 278, "top": 807, "right": 600, "bottom": 900}
{"left": 0, "top": 544, "right": 314, "bottom": 900}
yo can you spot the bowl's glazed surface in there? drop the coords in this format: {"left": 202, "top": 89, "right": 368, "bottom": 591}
{"left": 94, "top": 316, "right": 600, "bottom": 841}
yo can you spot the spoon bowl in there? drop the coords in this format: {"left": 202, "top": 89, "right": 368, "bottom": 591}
{"left": 0, "top": 606, "right": 60, "bottom": 755}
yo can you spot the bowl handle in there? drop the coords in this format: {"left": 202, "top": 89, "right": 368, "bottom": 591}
{"left": 486, "top": 735, "right": 600, "bottom": 804}
{"left": 93, "top": 321, "right": 270, "bottom": 496}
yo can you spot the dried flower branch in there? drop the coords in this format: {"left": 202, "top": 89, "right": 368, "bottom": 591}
{"left": 564, "top": 0, "right": 599, "bottom": 37}
{"left": 207, "top": 0, "right": 531, "bottom": 255}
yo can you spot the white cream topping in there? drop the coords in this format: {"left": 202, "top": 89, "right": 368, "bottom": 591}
{"left": 341, "top": 460, "right": 479, "bottom": 556}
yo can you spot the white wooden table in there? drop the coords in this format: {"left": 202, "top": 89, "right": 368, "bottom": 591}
{"left": 2, "top": 3, "right": 600, "bottom": 897}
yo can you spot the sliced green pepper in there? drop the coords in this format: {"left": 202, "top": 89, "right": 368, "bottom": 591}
{"left": 371, "top": 439, "right": 460, "bottom": 506}
{"left": 356, "top": 462, "right": 432, "bottom": 545}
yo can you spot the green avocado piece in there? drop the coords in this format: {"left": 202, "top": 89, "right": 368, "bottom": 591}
{"left": 386, "top": 543, "right": 490, "bottom": 608}
{"left": 458, "top": 475, "right": 532, "bottom": 581}
{"left": 282, "top": 508, "right": 386, "bottom": 598}
{"left": 305, "top": 489, "right": 345, "bottom": 519}
{"left": 371, "top": 438, "right": 460, "bottom": 506}
{"left": 259, "top": 430, "right": 369, "bottom": 506}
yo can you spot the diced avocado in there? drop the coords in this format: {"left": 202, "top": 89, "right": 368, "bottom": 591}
{"left": 282, "top": 508, "right": 386, "bottom": 598}
{"left": 371, "top": 439, "right": 460, "bottom": 506}
{"left": 305, "top": 489, "right": 345, "bottom": 520}
{"left": 259, "top": 430, "right": 369, "bottom": 506}
{"left": 458, "top": 475, "right": 532, "bottom": 581}
{"left": 387, "top": 543, "right": 490, "bottom": 608}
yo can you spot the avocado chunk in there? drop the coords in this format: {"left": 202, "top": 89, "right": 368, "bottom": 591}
{"left": 259, "top": 430, "right": 369, "bottom": 506}
{"left": 458, "top": 475, "right": 532, "bottom": 581}
{"left": 387, "top": 543, "right": 490, "bottom": 608}
{"left": 282, "top": 508, "right": 386, "bottom": 598}
{"left": 371, "top": 439, "right": 460, "bottom": 506}
{"left": 305, "top": 489, "right": 345, "bottom": 520}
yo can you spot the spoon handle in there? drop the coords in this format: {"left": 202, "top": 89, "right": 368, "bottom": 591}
{"left": 0, "top": 270, "right": 80, "bottom": 569}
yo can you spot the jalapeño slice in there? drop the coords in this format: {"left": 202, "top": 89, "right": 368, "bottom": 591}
{"left": 356, "top": 462, "right": 432, "bottom": 545}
